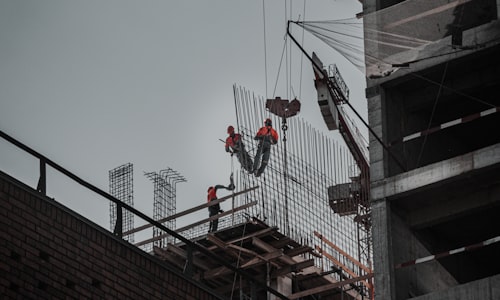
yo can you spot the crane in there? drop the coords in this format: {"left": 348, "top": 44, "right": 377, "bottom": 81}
{"left": 311, "top": 52, "right": 370, "bottom": 217}
{"left": 311, "top": 51, "right": 375, "bottom": 300}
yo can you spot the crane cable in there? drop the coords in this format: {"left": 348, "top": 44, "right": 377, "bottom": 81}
{"left": 416, "top": 61, "right": 449, "bottom": 168}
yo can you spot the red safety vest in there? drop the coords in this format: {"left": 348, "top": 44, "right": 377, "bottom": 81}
{"left": 255, "top": 126, "right": 278, "bottom": 143}
{"left": 225, "top": 133, "right": 242, "bottom": 149}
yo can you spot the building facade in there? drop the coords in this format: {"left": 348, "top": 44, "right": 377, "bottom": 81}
{"left": 365, "top": 0, "right": 500, "bottom": 299}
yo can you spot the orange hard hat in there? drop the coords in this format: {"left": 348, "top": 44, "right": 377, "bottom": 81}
{"left": 227, "top": 125, "right": 234, "bottom": 134}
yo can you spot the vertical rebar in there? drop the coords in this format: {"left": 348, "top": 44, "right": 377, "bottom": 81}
{"left": 109, "top": 163, "right": 134, "bottom": 242}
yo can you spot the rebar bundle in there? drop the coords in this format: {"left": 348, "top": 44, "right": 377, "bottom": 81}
{"left": 145, "top": 168, "right": 186, "bottom": 248}
{"left": 109, "top": 163, "right": 134, "bottom": 243}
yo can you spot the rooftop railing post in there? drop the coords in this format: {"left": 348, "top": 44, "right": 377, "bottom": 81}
{"left": 113, "top": 202, "right": 123, "bottom": 238}
{"left": 185, "top": 244, "right": 193, "bottom": 277}
{"left": 37, "top": 158, "right": 46, "bottom": 195}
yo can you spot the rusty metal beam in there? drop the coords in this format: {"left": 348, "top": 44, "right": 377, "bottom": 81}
{"left": 316, "top": 245, "right": 370, "bottom": 289}
{"left": 314, "top": 230, "right": 372, "bottom": 274}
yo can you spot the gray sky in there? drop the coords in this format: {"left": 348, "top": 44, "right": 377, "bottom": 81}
{"left": 0, "top": 0, "right": 365, "bottom": 235}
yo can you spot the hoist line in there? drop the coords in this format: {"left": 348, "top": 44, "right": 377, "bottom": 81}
{"left": 287, "top": 20, "right": 407, "bottom": 172}
{"left": 284, "top": 0, "right": 292, "bottom": 234}
{"left": 262, "top": 0, "right": 268, "bottom": 97}
{"left": 273, "top": 38, "right": 288, "bottom": 98}
{"left": 298, "top": 0, "right": 307, "bottom": 99}
{"left": 285, "top": 0, "right": 290, "bottom": 101}
{"left": 281, "top": 116, "right": 290, "bottom": 235}
{"left": 229, "top": 221, "right": 248, "bottom": 299}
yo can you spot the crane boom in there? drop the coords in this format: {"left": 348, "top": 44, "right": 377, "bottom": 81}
{"left": 311, "top": 52, "right": 370, "bottom": 214}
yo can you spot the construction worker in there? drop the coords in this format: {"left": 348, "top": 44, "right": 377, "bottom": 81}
{"left": 225, "top": 125, "right": 253, "bottom": 173}
{"left": 207, "top": 178, "right": 235, "bottom": 233}
{"left": 252, "top": 118, "right": 278, "bottom": 177}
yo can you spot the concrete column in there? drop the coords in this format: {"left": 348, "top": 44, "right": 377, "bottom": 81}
{"left": 269, "top": 275, "right": 292, "bottom": 300}
{"left": 367, "top": 86, "right": 386, "bottom": 182}
{"left": 372, "top": 199, "right": 396, "bottom": 300}
{"left": 270, "top": 276, "right": 292, "bottom": 300}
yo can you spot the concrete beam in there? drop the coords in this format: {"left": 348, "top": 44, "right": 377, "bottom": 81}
{"left": 371, "top": 143, "right": 500, "bottom": 200}
{"left": 408, "top": 183, "right": 500, "bottom": 229}
{"left": 366, "top": 19, "right": 500, "bottom": 86}
{"left": 410, "top": 274, "right": 500, "bottom": 300}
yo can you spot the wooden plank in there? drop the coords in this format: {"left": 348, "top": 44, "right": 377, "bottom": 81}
{"left": 134, "top": 201, "right": 257, "bottom": 247}
{"left": 239, "top": 251, "right": 283, "bottom": 269}
{"left": 206, "top": 234, "right": 247, "bottom": 260}
{"left": 227, "top": 244, "right": 261, "bottom": 258}
{"left": 175, "top": 201, "right": 258, "bottom": 233}
{"left": 167, "top": 244, "right": 211, "bottom": 271}
{"left": 207, "top": 234, "right": 228, "bottom": 249}
{"left": 252, "top": 237, "right": 296, "bottom": 265}
{"left": 314, "top": 230, "right": 372, "bottom": 273}
{"left": 208, "top": 235, "right": 282, "bottom": 270}
{"left": 206, "top": 227, "right": 278, "bottom": 251}
{"left": 284, "top": 245, "right": 313, "bottom": 257}
{"left": 123, "top": 186, "right": 259, "bottom": 236}
{"left": 208, "top": 235, "right": 278, "bottom": 263}
{"left": 204, "top": 265, "right": 233, "bottom": 279}
{"left": 288, "top": 273, "right": 374, "bottom": 300}
{"left": 268, "top": 236, "right": 291, "bottom": 249}
{"left": 272, "top": 259, "right": 315, "bottom": 277}
{"left": 316, "top": 245, "right": 370, "bottom": 289}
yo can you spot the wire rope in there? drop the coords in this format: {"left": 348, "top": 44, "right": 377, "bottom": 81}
{"left": 299, "top": 0, "right": 307, "bottom": 99}
{"left": 416, "top": 61, "right": 449, "bottom": 167}
{"left": 262, "top": 0, "right": 268, "bottom": 97}
{"left": 229, "top": 222, "right": 248, "bottom": 299}
{"left": 409, "top": 72, "right": 496, "bottom": 108}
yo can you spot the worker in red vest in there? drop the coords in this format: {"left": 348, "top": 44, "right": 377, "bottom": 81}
{"left": 207, "top": 177, "right": 235, "bottom": 233}
{"left": 225, "top": 125, "right": 253, "bottom": 173}
{"left": 252, "top": 118, "right": 278, "bottom": 177}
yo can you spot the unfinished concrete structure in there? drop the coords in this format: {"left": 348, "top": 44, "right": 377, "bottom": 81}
{"left": 363, "top": 0, "right": 500, "bottom": 299}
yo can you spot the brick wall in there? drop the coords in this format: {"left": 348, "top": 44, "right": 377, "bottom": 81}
{"left": 0, "top": 171, "right": 222, "bottom": 299}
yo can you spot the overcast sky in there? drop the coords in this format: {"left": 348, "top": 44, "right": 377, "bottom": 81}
{"left": 0, "top": 0, "right": 365, "bottom": 236}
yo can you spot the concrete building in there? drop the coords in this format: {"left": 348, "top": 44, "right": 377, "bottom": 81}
{"left": 364, "top": 0, "right": 500, "bottom": 299}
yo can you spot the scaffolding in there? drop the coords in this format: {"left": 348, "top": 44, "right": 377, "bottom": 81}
{"left": 109, "top": 163, "right": 134, "bottom": 243}
{"left": 145, "top": 168, "right": 186, "bottom": 248}
{"left": 200, "top": 85, "right": 373, "bottom": 297}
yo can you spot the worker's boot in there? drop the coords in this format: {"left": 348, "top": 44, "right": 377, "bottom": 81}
{"left": 255, "top": 162, "right": 267, "bottom": 177}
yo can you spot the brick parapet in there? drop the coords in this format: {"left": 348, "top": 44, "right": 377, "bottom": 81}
{"left": 0, "top": 171, "right": 222, "bottom": 299}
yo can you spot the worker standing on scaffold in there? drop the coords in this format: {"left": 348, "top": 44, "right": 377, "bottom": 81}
{"left": 207, "top": 177, "right": 235, "bottom": 233}
{"left": 225, "top": 125, "right": 254, "bottom": 173}
{"left": 252, "top": 118, "right": 279, "bottom": 177}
